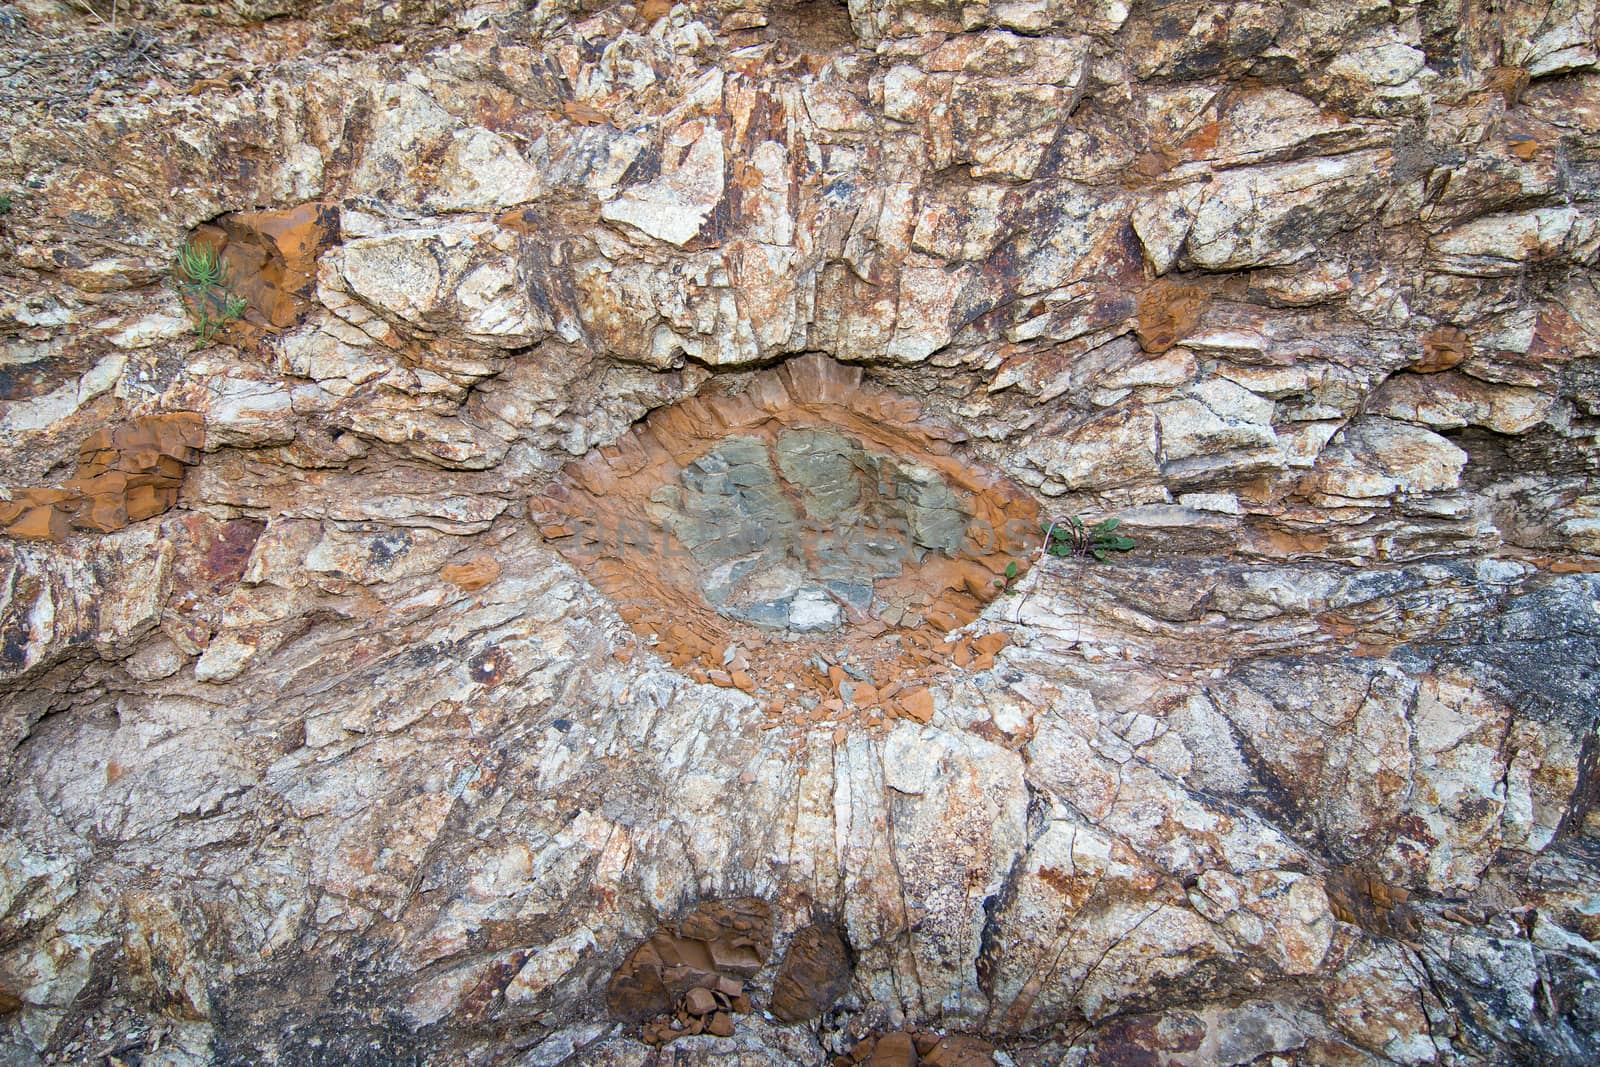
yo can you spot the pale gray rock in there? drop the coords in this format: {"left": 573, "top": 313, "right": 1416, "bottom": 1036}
{"left": 1370, "top": 372, "right": 1554, "bottom": 434}
{"left": 601, "top": 117, "right": 727, "bottom": 247}
{"left": 352, "top": 82, "right": 542, "bottom": 214}
{"left": 1301, "top": 417, "right": 1469, "bottom": 502}
{"left": 1185, "top": 152, "right": 1394, "bottom": 270}
{"left": 337, "top": 223, "right": 553, "bottom": 347}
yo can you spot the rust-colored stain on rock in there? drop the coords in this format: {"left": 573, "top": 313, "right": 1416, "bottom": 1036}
{"left": 1414, "top": 325, "right": 1471, "bottom": 373}
{"left": 442, "top": 553, "right": 501, "bottom": 591}
{"left": 1325, "top": 864, "right": 1419, "bottom": 940}
{"left": 467, "top": 645, "right": 512, "bottom": 686}
{"left": 532, "top": 355, "right": 1037, "bottom": 728}
{"left": 769, "top": 923, "right": 853, "bottom": 1023}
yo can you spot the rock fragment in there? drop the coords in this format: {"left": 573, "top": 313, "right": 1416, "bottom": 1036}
{"left": 440, "top": 553, "right": 501, "bottom": 591}
{"left": 768, "top": 923, "right": 852, "bottom": 1022}
{"left": 1, "top": 414, "right": 204, "bottom": 541}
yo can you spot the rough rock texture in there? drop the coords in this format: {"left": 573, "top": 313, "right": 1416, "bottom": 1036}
{"left": 770, "top": 923, "right": 853, "bottom": 1024}
{"left": 533, "top": 353, "right": 1037, "bottom": 722}
{"left": 0, "top": 413, "right": 204, "bottom": 540}
{"left": 1, "top": 0, "right": 1598, "bottom": 1065}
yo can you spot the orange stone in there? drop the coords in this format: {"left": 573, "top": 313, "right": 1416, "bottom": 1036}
{"left": 974, "top": 633, "right": 1010, "bottom": 656}
{"left": 4, "top": 505, "right": 71, "bottom": 541}
{"left": 1414, "top": 327, "right": 1470, "bottom": 373}
{"left": 898, "top": 688, "right": 935, "bottom": 724}
{"left": 441, "top": 554, "right": 502, "bottom": 591}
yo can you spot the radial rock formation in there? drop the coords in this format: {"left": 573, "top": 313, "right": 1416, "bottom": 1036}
{"left": 1, "top": 1, "right": 1599, "bottom": 1065}
{"left": 533, "top": 354, "right": 1039, "bottom": 725}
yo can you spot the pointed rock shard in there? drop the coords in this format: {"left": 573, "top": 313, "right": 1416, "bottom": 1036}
{"left": 898, "top": 688, "right": 936, "bottom": 724}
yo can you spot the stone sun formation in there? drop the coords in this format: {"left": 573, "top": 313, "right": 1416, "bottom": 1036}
{"left": 2, "top": 0, "right": 1599, "bottom": 1064}
{"left": 532, "top": 355, "right": 1037, "bottom": 725}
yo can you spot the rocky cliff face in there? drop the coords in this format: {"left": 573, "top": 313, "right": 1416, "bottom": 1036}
{"left": 1, "top": 0, "right": 1598, "bottom": 1063}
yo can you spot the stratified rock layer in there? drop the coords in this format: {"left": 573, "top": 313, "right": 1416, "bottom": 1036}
{"left": 1, "top": 0, "right": 1598, "bottom": 1065}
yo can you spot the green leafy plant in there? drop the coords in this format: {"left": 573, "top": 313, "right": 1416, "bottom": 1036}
{"left": 0, "top": 194, "right": 11, "bottom": 215}
{"left": 1042, "top": 517, "right": 1136, "bottom": 561}
{"left": 992, "top": 559, "right": 1021, "bottom": 593}
{"left": 172, "top": 238, "right": 247, "bottom": 345}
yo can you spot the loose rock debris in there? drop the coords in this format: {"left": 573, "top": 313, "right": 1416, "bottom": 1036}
{"left": 606, "top": 897, "right": 773, "bottom": 1044}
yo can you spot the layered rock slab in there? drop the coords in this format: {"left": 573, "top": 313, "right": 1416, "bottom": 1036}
{"left": 2, "top": 0, "right": 1600, "bottom": 1063}
{"left": 0, "top": 413, "right": 204, "bottom": 541}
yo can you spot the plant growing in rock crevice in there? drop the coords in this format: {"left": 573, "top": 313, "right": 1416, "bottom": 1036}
{"left": 172, "top": 238, "right": 247, "bottom": 346}
{"left": 1002, "top": 517, "right": 1135, "bottom": 623}
{"left": 993, "top": 559, "right": 1021, "bottom": 594}
{"left": 1042, "top": 517, "right": 1135, "bottom": 561}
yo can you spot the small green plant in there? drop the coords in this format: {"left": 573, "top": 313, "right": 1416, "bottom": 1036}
{"left": 1042, "top": 517, "right": 1136, "bottom": 561}
{"left": 0, "top": 194, "right": 11, "bottom": 215}
{"left": 993, "top": 559, "right": 1021, "bottom": 593}
{"left": 172, "top": 239, "right": 248, "bottom": 345}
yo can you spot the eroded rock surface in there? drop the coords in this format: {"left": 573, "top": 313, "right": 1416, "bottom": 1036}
{"left": 770, "top": 923, "right": 854, "bottom": 1024}
{"left": 2, "top": 0, "right": 1599, "bottom": 1065}
{"left": 532, "top": 354, "right": 1038, "bottom": 722}
{"left": 0, "top": 413, "right": 203, "bottom": 540}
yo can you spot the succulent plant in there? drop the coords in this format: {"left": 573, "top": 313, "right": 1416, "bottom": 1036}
{"left": 172, "top": 238, "right": 248, "bottom": 345}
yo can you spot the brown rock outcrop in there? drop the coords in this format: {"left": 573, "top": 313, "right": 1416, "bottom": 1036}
{"left": 440, "top": 553, "right": 501, "bottom": 592}
{"left": 606, "top": 897, "right": 772, "bottom": 1024}
{"left": 1, "top": 414, "right": 204, "bottom": 541}
{"left": 2, "top": 1, "right": 1599, "bottom": 1065}
{"left": 838, "top": 1029, "right": 998, "bottom": 1067}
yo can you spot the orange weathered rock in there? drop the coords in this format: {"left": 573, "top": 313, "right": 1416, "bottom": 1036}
{"left": 834, "top": 1030, "right": 998, "bottom": 1067}
{"left": 973, "top": 633, "right": 1010, "bottom": 657}
{"left": 1485, "top": 65, "right": 1531, "bottom": 107}
{"left": 769, "top": 923, "right": 853, "bottom": 1022}
{"left": 607, "top": 897, "right": 772, "bottom": 1022}
{"left": 1134, "top": 280, "right": 1207, "bottom": 354}
{"left": 2, "top": 414, "right": 205, "bottom": 543}
{"left": 440, "top": 554, "right": 501, "bottom": 591}
{"left": 1414, "top": 326, "right": 1470, "bottom": 373}
{"left": 185, "top": 203, "right": 341, "bottom": 340}
{"left": 1325, "top": 864, "right": 1419, "bottom": 939}
{"left": 534, "top": 355, "right": 1038, "bottom": 729}
{"left": 897, "top": 688, "right": 936, "bottom": 724}
{"left": 610, "top": 898, "right": 769, "bottom": 1045}
{"left": 0, "top": 501, "right": 71, "bottom": 541}
{"left": 870, "top": 1033, "right": 918, "bottom": 1067}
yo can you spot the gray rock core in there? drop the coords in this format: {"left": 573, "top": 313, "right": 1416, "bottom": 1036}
{"left": 655, "top": 430, "right": 971, "bottom": 631}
